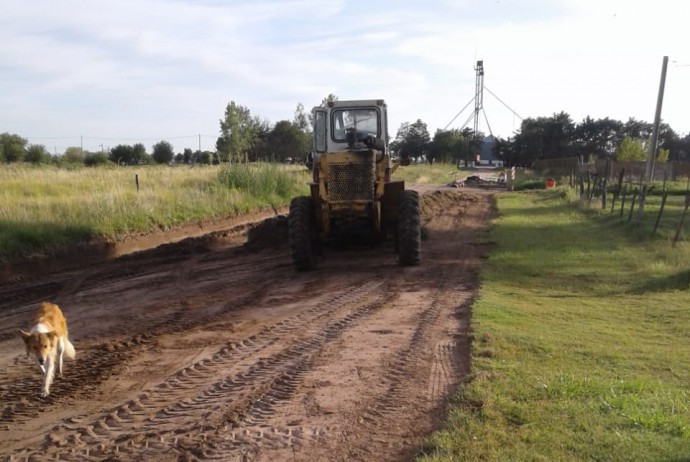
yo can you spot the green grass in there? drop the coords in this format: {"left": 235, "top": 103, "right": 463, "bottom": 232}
{"left": 420, "top": 189, "right": 690, "bottom": 462}
{"left": 0, "top": 163, "right": 309, "bottom": 261}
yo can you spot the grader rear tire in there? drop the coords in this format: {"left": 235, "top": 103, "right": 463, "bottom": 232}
{"left": 398, "top": 190, "right": 421, "bottom": 266}
{"left": 289, "top": 196, "right": 317, "bottom": 271}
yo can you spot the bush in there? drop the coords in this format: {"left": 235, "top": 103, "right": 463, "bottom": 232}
{"left": 84, "top": 152, "right": 110, "bottom": 167}
{"left": 216, "top": 163, "right": 306, "bottom": 203}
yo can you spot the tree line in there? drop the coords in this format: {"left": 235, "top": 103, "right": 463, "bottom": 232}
{"left": 3, "top": 103, "right": 688, "bottom": 168}
{"left": 494, "top": 113, "right": 690, "bottom": 167}
{"left": 0, "top": 102, "right": 312, "bottom": 166}
{"left": 389, "top": 113, "right": 690, "bottom": 167}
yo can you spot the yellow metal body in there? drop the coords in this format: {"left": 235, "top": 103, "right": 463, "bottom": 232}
{"left": 309, "top": 149, "right": 402, "bottom": 241}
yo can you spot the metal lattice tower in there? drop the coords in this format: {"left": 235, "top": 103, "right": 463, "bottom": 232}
{"left": 473, "top": 60, "right": 484, "bottom": 138}
{"left": 443, "top": 60, "right": 522, "bottom": 135}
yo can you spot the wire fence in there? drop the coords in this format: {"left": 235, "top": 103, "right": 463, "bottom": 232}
{"left": 571, "top": 165, "right": 690, "bottom": 243}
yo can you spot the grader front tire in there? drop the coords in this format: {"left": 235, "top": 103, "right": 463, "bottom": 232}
{"left": 398, "top": 190, "right": 421, "bottom": 266}
{"left": 288, "top": 196, "right": 317, "bottom": 271}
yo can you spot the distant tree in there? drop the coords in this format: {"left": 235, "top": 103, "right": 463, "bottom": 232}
{"left": 246, "top": 119, "right": 271, "bottom": 162}
{"left": 217, "top": 101, "right": 262, "bottom": 163}
{"left": 392, "top": 120, "right": 431, "bottom": 163}
{"left": 430, "top": 129, "right": 469, "bottom": 165}
{"left": 487, "top": 112, "right": 688, "bottom": 165}
{"left": 509, "top": 112, "right": 575, "bottom": 165}
{"left": 573, "top": 116, "right": 623, "bottom": 160}
{"left": 182, "top": 148, "right": 194, "bottom": 164}
{"left": 132, "top": 143, "right": 150, "bottom": 164}
{"left": 677, "top": 133, "right": 690, "bottom": 161}
{"left": 656, "top": 123, "right": 680, "bottom": 160}
{"left": 542, "top": 111, "right": 576, "bottom": 159}
{"left": 493, "top": 136, "right": 519, "bottom": 166}
{"left": 615, "top": 137, "right": 646, "bottom": 161}
{"left": 622, "top": 118, "right": 653, "bottom": 140}
{"left": 25, "top": 144, "right": 49, "bottom": 164}
{"left": 64, "top": 146, "right": 85, "bottom": 164}
{"left": 266, "top": 120, "right": 310, "bottom": 162}
{"left": 293, "top": 103, "right": 311, "bottom": 133}
{"left": 84, "top": 151, "right": 109, "bottom": 166}
{"left": 152, "top": 140, "right": 174, "bottom": 164}
{"left": 657, "top": 147, "right": 669, "bottom": 163}
{"left": 192, "top": 150, "right": 213, "bottom": 164}
{"left": 109, "top": 144, "right": 134, "bottom": 164}
{"left": 0, "top": 132, "right": 27, "bottom": 163}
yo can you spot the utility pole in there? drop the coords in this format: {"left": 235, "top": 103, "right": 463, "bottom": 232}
{"left": 645, "top": 56, "right": 668, "bottom": 182}
{"left": 636, "top": 56, "right": 669, "bottom": 222}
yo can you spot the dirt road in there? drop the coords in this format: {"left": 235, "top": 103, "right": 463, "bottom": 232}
{"left": 0, "top": 187, "right": 494, "bottom": 462}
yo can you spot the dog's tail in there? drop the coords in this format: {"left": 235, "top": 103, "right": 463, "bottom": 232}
{"left": 64, "top": 337, "right": 76, "bottom": 360}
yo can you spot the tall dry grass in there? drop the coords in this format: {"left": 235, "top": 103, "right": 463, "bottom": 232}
{"left": 0, "top": 163, "right": 309, "bottom": 261}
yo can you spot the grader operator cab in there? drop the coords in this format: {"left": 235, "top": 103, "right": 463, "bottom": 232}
{"left": 288, "top": 99, "right": 421, "bottom": 270}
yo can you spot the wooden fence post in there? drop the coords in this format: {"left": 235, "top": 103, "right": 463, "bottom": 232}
{"left": 135, "top": 174, "right": 139, "bottom": 193}
{"left": 620, "top": 185, "right": 627, "bottom": 218}
{"left": 652, "top": 192, "right": 668, "bottom": 236}
{"left": 673, "top": 193, "right": 690, "bottom": 245}
{"left": 577, "top": 175, "right": 583, "bottom": 198}
{"left": 628, "top": 190, "right": 639, "bottom": 223}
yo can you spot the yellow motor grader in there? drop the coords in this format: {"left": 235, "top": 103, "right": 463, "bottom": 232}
{"left": 288, "top": 99, "right": 421, "bottom": 270}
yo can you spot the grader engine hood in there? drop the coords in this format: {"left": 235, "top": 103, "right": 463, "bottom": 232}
{"left": 320, "top": 150, "right": 376, "bottom": 204}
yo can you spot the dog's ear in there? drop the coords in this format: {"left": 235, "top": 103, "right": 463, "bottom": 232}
{"left": 17, "top": 329, "right": 31, "bottom": 341}
{"left": 17, "top": 329, "right": 32, "bottom": 356}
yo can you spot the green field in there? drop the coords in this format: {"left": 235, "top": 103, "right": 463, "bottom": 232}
{"left": 0, "top": 163, "right": 309, "bottom": 261}
{"left": 420, "top": 188, "right": 690, "bottom": 461}
{"left": 0, "top": 162, "right": 464, "bottom": 262}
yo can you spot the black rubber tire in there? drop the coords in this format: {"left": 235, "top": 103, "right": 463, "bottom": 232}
{"left": 398, "top": 190, "right": 421, "bottom": 266}
{"left": 288, "top": 196, "right": 317, "bottom": 270}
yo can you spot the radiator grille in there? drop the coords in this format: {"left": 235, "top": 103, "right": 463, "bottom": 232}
{"left": 328, "top": 162, "right": 375, "bottom": 203}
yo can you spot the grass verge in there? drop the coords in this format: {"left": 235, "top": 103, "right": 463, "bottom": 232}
{"left": 420, "top": 189, "right": 690, "bottom": 461}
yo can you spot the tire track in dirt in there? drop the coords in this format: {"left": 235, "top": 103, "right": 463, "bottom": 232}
{"left": 0, "top": 249, "right": 355, "bottom": 430}
{"left": 0, "top": 188, "right": 495, "bottom": 462}
{"left": 0, "top": 252, "right": 286, "bottom": 426}
{"left": 4, "top": 281, "right": 390, "bottom": 460}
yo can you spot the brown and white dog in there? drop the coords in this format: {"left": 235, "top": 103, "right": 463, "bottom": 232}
{"left": 17, "top": 302, "right": 76, "bottom": 397}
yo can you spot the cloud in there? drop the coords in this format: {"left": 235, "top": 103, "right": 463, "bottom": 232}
{"left": 0, "top": 0, "right": 688, "bottom": 155}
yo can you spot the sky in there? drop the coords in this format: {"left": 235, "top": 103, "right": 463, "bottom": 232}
{"left": 1, "top": 0, "right": 688, "bottom": 155}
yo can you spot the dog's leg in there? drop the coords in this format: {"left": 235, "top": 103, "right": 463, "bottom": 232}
{"left": 42, "top": 355, "right": 55, "bottom": 397}
{"left": 57, "top": 337, "right": 65, "bottom": 378}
